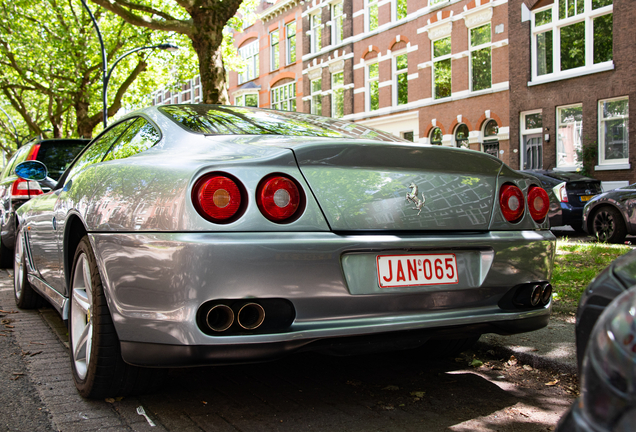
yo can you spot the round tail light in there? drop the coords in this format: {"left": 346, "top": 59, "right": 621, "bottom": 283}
{"left": 192, "top": 173, "right": 245, "bottom": 223}
{"left": 499, "top": 183, "right": 525, "bottom": 223}
{"left": 528, "top": 185, "right": 550, "bottom": 222}
{"left": 257, "top": 174, "right": 304, "bottom": 223}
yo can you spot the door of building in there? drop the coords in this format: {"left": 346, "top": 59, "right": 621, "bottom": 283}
{"left": 524, "top": 134, "right": 543, "bottom": 169}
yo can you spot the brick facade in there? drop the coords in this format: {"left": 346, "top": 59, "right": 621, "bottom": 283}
{"left": 509, "top": 0, "right": 635, "bottom": 188}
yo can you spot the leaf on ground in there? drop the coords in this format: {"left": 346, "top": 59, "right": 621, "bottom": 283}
{"left": 410, "top": 391, "right": 425, "bottom": 398}
{"left": 523, "top": 365, "right": 533, "bottom": 371}
{"left": 545, "top": 380, "right": 559, "bottom": 386}
{"left": 383, "top": 385, "right": 399, "bottom": 391}
{"left": 471, "top": 359, "right": 484, "bottom": 368}
{"left": 105, "top": 398, "right": 115, "bottom": 403}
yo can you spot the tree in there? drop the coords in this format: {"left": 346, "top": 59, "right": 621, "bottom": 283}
{"left": 0, "top": 0, "right": 184, "bottom": 141}
{"left": 90, "top": 0, "right": 245, "bottom": 105}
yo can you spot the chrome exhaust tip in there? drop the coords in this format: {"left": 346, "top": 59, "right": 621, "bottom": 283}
{"left": 541, "top": 283, "right": 552, "bottom": 305}
{"left": 206, "top": 304, "right": 234, "bottom": 332}
{"left": 237, "top": 302, "right": 265, "bottom": 330}
{"left": 530, "top": 284, "right": 542, "bottom": 306}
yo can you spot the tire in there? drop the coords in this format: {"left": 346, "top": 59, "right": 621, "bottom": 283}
{"left": 420, "top": 336, "right": 481, "bottom": 359}
{"left": 591, "top": 206, "right": 627, "bottom": 244}
{"left": 69, "top": 236, "right": 165, "bottom": 398}
{"left": 14, "top": 227, "right": 45, "bottom": 309}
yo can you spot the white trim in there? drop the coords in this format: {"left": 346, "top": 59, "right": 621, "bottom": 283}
{"left": 379, "top": 80, "right": 392, "bottom": 88}
{"left": 528, "top": 62, "right": 614, "bottom": 86}
{"left": 594, "top": 164, "right": 631, "bottom": 171}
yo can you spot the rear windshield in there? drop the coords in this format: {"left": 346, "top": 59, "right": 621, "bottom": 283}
{"left": 158, "top": 105, "right": 406, "bottom": 143}
{"left": 37, "top": 140, "right": 89, "bottom": 180}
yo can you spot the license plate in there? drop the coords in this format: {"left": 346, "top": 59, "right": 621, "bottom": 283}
{"left": 377, "top": 253, "right": 458, "bottom": 288}
{"left": 580, "top": 195, "right": 593, "bottom": 202}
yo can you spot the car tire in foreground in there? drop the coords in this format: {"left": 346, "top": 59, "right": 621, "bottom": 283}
{"left": 0, "top": 237, "right": 13, "bottom": 268}
{"left": 590, "top": 206, "right": 627, "bottom": 244}
{"left": 14, "top": 227, "right": 45, "bottom": 309}
{"left": 69, "top": 236, "right": 164, "bottom": 399}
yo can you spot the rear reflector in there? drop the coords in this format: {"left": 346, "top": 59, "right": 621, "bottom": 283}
{"left": 192, "top": 173, "right": 245, "bottom": 223}
{"left": 11, "top": 178, "right": 43, "bottom": 198}
{"left": 499, "top": 183, "right": 525, "bottom": 223}
{"left": 257, "top": 175, "right": 304, "bottom": 223}
{"left": 528, "top": 186, "right": 550, "bottom": 222}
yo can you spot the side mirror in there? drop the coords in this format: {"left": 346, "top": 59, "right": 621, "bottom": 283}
{"left": 15, "top": 160, "right": 57, "bottom": 190}
{"left": 15, "top": 160, "right": 48, "bottom": 181}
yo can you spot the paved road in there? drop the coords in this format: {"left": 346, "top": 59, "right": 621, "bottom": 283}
{"left": 0, "top": 269, "right": 576, "bottom": 432}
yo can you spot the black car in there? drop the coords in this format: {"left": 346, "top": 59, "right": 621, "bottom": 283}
{"left": 521, "top": 170, "right": 602, "bottom": 231}
{"left": 556, "top": 251, "right": 636, "bottom": 431}
{"left": 0, "top": 137, "right": 89, "bottom": 266}
{"left": 583, "top": 183, "right": 636, "bottom": 244}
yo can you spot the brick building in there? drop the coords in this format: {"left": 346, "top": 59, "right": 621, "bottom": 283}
{"left": 509, "top": 0, "right": 634, "bottom": 189}
{"left": 224, "top": 0, "right": 513, "bottom": 163}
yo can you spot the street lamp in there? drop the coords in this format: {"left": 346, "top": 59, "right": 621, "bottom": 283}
{"left": 79, "top": 0, "right": 179, "bottom": 129}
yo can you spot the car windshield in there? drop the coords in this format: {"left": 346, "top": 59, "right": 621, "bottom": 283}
{"left": 158, "top": 104, "right": 406, "bottom": 143}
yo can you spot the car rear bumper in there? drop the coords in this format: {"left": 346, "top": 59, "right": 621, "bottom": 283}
{"left": 89, "top": 230, "right": 556, "bottom": 366}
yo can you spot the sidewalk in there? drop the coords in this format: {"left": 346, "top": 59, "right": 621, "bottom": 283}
{"left": 477, "top": 316, "right": 577, "bottom": 375}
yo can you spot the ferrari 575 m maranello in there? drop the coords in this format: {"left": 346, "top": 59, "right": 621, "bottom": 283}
{"left": 13, "top": 105, "right": 556, "bottom": 398}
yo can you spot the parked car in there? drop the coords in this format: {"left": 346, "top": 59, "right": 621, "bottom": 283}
{"left": 520, "top": 170, "right": 602, "bottom": 231}
{"left": 0, "top": 137, "right": 89, "bottom": 267}
{"left": 13, "top": 105, "right": 555, "bottom": 398}
{"left": 556, "top": 284, "right": 636, "bottom": 431}
{"left": 583, "top": 184, "right": 636, "bottom": 243}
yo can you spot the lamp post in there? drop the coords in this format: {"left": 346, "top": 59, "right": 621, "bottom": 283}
{"left": 78, "top": 0, "right": 178, "bottom": 129}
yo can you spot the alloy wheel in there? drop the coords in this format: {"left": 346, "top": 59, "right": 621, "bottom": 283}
{"left": 70, "top": 253, "right": 94, "bottom": 380}
{"left": 593, "top": 210, "right": 615, "bottom": 242}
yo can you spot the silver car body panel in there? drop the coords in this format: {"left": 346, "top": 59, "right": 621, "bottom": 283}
{"left": 14, "top": 105, "right": 556, "bottom": 365}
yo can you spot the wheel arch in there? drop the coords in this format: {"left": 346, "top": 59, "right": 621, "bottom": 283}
{"left": 586, "top": 200, "right": 628, "bottom": 233}
{"left": 63, "top": 213, "right": 88, "bottom": 303}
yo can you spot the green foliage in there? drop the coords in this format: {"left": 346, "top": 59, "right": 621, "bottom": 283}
{"left": 575, "top": 141, "right": 598, "bottom": 177}
{"left": 551, "top": 241, "right": 630, "bottom": 313}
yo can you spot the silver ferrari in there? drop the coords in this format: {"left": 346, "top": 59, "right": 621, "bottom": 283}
{"left": 13, "top": 105, "right": 556, "bottom": 398}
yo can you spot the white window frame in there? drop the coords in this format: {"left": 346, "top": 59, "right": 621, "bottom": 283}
{"left": 365, "top": 0, "right": 379, "bottom": 33}
{"left": 238, "top": 40, "right": 259, "bottom": 84}
{"left": 331, "top": 72, "right": 344, "bottom": 118}
{"left": 392, "top": 51, "right": 408, "bottom": 106}
{"left": 530, "top": 1, "right": 614, "bottom": 83}
{"left": 310, "top": 78, "right": 322, "bottom": 115}
{"left": 556, "top": 103, "right": 583, "bottom": 170}
{"left": 286, "top": 22, "right": 297, "bottom": 64}
{"left": 235, "top": 93, "right": 259, "bottom": 107}
{"left": 270, "top": 29, "right": 279, "bottom": 72}
{"left": 520, "top": 110, "right": 544, "bottom": 170}
{"left": 366, "top": 61, "right": 380, "bottom": 112}
{"left": 469, "top": 23, "right": 492, "bottom": 92}
{"left": 598, "top": 96, "right": 629, "bottom": 167}
{"left": 432, "top": 36, "right": 452, "bottom": 100}
{"left": 310, "top": 13, "right": 322, "bottom": 54}
{"left": 392, "top": 0, "right": 407, "bottom": 22}
{"left": 271, "top": 82, "right": 296, "bottom": 111}
{"left": 331, "top": 2, "right": 344, "bottom": 46}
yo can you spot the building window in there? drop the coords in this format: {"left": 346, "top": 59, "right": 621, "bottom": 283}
{"left": 531, "top": 1, "right": 613, "bottom": 81}
{"left": 430, "top": 127, "right": 442, "bottom": 145}
{"left": 332, "top": 2, "right": 344, "bottom": 45}
{"left": 395, "top": 0, "right": 407, "bottom": 21}
{"left": 286, "top": 22, "right": 296, "bottom": 64}
{"left": 238, "top": 40, "right": 259, "bottom": 84}
{"left": 271, "top": 82, "right": 296, "bottom": 111}
{"left": 402, "top": 131, "right": 414, "bottom": 142}
{"left": 483, "top": 119, "right": 499, "bottom": 158}
{"left": 599, "top": 97, "right": 629, "bottom": 166}
{"left": 366, "top": 63, "right": 379, "bottom": 111}
{"left": 556, "top": 104, "right": 583, "bottom": 169}
{"left": 331, "top": 72, "right": 344, "bottom": 118}
{"left": 310, "top": 13, "right": 322, "bottom": 53}
{"left": 521, "top": 111, "right": 543, "bottom": 170}
{"left": 311, "top": 78, "right": 322, "bottom": 115}
{"left": 433, "top": 37, "right": 451, "bottom": 99}
{"left": 394, "top": 53, "right": 408, "bottom": 106}
{"left": 235, "top": 94, "right": 258, "bottom": 107}
{"left": 367, "top": 0, "right": 378, "bottom": 32}
{"left": 455, "top": 124, "right": 469, "bottom": 149}
{"left": 429, "top": 0, "right": 446, "bottom": 5}
{"left": 270, "top": 29, "right": 279, "bottom": 71}
{"left": 470, "top": 23, "right": 491, "bottom": 91}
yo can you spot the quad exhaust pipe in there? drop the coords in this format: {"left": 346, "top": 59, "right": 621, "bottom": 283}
{"left": 204, "top": 302, "right": 266, "bottom": 333}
